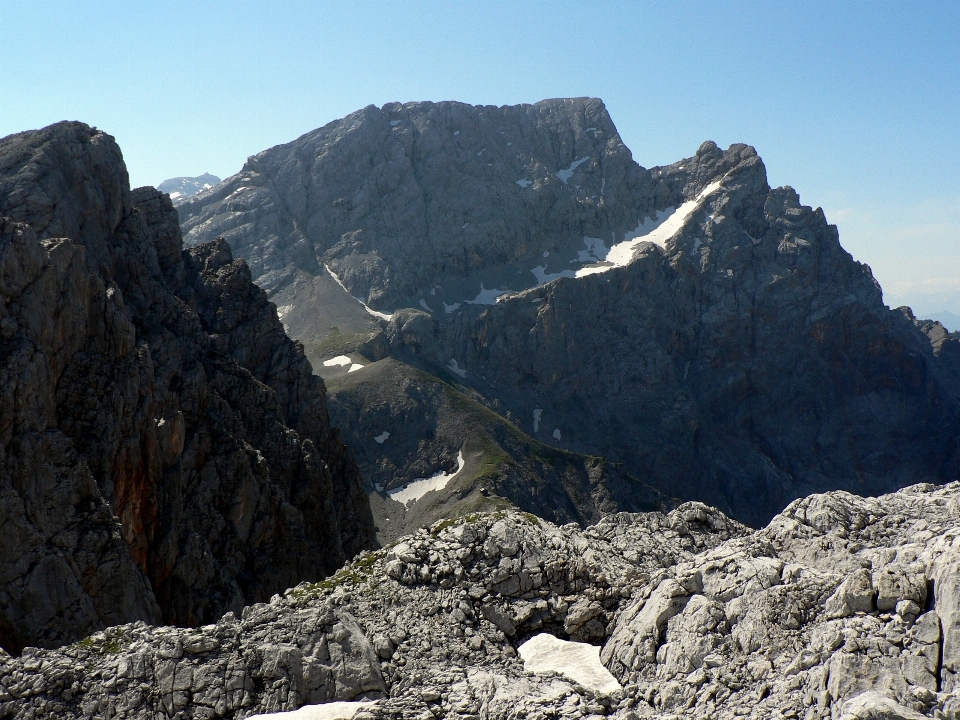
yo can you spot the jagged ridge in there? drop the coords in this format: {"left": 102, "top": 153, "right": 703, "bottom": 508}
{"left": 0, "top": 122, "right": 376, "bottom": 653}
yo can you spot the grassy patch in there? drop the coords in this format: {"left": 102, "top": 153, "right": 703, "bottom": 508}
{"left": 73, "top": 627, "right": 127, "bottom": 655}
{"left": 292, "top": 549, "right": 387, "bottom": 598}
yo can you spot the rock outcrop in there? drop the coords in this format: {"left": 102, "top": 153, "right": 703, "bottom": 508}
{"left": 178, "top": 99, "right": 960, "bottom": 526}
{"left": 3, "top": 482, "right": 959, "bottom": 720}
{"left": 0, "top": 122, "right": 376, "bottom": 654}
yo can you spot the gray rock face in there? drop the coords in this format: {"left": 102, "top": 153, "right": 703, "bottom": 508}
{"left": 4, "top": 482, "right": 960, "bottom": 720}
{"left": 0, "top": 122, "right": 375, "bottom": 653}
{"left": 178, "top": 98, "right": 960, "bottom": 527}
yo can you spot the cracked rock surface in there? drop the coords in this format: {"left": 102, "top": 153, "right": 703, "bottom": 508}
{"left": 3, "top": 482, "right": 959, "bottom": 720}
{"left": 0, "top": 122, "right": 376, "bottom": 654}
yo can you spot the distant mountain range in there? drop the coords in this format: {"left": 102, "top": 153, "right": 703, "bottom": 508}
{"left": 156, "top": 172, "right": 220, "bottom": 204}
{"left": 178, "top": 98, "right": 960, "bottom": 530}
{"left": 919, "top": 309, "right": 960, "bottom": 332}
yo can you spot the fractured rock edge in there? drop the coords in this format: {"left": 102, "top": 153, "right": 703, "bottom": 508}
{"left": 2, "top": 481, "right": 960, "bottom": 720}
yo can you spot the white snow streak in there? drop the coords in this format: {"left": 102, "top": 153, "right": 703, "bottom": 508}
{"left": 516, "top": 179, "right": 532, "bottom": 188}
{"left": 324, "top": 264, "right": 393, "bottom": 321}
{"left": 531, "top": 266, "right": 575, "bottom": 285}
{"left": 466, "top": 285, "right": 510, "bottom": 305}
{"left": 555, "top": 157, "right": 590, "bottom": 184}
{"left": 374, "top": 431, "right": 390, "bottom": 444}
{"left": 443, "top": 301, "right": 461, "bottom": 313}
{"left": 575, "top": 180, "right": 723, "bottom": 277}
{"left": 448, "top": 359, "right": 467, "bottom": 378}
{"left": 419, "top": 299, "right": 433, "bottom": 312}
{"left": 387, "top": 451, "right": 465, "bottom": 505}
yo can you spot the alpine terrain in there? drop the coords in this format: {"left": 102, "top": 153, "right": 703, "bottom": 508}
{"left": 179, "top": 98, "right": 960, "bottom": 529}
{"left": 2, "top": 101, "right": 959, "bottom": 720}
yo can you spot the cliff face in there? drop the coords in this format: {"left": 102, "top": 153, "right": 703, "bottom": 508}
{"left": 0, "top": 122, "right": 376, "bottom": 653}
{"left": 179, "top": 100, "right": 960, "bottom": 527}
{"left": 395, "top": 140, "right": 960, "bottom": 525}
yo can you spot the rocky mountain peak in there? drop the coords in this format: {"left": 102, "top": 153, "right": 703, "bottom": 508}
{"left": 179, "top": 98, "right": 960, "bottom": 528}
{"left": 0, "top": 120, "right": 376, "bottom": 653}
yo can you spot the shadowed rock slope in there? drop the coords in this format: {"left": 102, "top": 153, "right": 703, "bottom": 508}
{"left": 325, "top": 357, "right": 672, "bottom": 544}
{"left": 179, "top": 98, "right": 960, "bottom": 526}
{"left": 3, "top": 482, "right": 959, "bottom": 720}
{"left": 0, "top": 122, "right": 375, "bottom": 654}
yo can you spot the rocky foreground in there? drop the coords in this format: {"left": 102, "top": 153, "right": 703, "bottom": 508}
{"left": 1, "top": 482, "right": 958, "bottom": 720}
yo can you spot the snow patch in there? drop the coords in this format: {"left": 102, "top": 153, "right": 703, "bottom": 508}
{"left": 553, "top": 428, "right": 561, "bottom": 440}
{"left": 169, "top": 191, "right": 183, "bottom": 199}
{"left": 575, "top": 180, "right": 723, "bottom": 277}
{"left": 388, "top": 451, "right": 465, "bottom": 505}
{"left": 389, "top": 120, "right": 401, "bottom": 127}
{"left": 374, "top": 431, "right": 390, "bottom": 444}
{"left": 453, "top": 131, "right": 460, "bottom": 136}
{"left": 246, "top": 701, "right": 378, "bottom": 720}
{"left": 576, "top": 237, "right": 607, "bottom": 263}
{"left": 419, "top": 299, "right": 432, "bottom": 312}
{"left": 533, "top": 408, "right": 542, "bottom": 433}
{"left": 466, "top": 285, "right": 511, "bottom": 305}
{"left": 531, "top": 265, "right": 575, "bottom": 285}
{"left": 556, "top": 157, "right": 590, "bottom": 184}
{"left": 477, "top": 149, "right": 485, "bottom": 157}
{"left": 543, "top": 251, "right": 549, "bottom": 258}
{"left": 448, "top": 359, "right": 467, "bottom": 378}
{"left": 276, "top": 304, "right": 293, "bottom": 319}
{"left": 516, "top": 179, "right": 532, "bottom": 188}
{"left": 322, "top": 355, "right": 364, "bottom": 372}
{"left": 443, "top": 301, "right": 461, "bottom": 313}
{"left": 518, "top": 634, "right": 621, "bottom": 696}
{"left": 324, "top": 264, "right": 393, "bottom": 321}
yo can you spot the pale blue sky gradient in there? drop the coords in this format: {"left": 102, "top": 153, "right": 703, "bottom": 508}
{"left": 2, "top": 1, "right": 959, "bottom": 313}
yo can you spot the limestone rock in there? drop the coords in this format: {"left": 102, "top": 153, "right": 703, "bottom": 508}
{"left": 0, "top": 121, "right": 376, "bottom": 653}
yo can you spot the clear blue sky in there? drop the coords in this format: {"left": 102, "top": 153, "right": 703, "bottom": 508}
{"left": 2, "top": 1, "right": 959, "bottom": 314}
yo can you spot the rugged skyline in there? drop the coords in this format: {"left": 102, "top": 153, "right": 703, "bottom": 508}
{"left": 3, "top": 3, "right": 959, "bottom": 316}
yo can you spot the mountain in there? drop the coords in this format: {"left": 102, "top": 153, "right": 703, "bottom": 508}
{"left": 4, "top": 481, "right": 959, "bottom": 720}
{"left": 0, "top": 122, "right": 375, "bottom": 654}
{"left": 157, "top": 173, "right": 221, "bottom": 204}
{"left": 178, "top": 98, "right": 960, "bottom": 527}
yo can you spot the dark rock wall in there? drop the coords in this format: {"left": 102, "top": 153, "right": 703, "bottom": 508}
{"left": 0, "top": 122, "right": 375, "bottom": 653}
{"left": 415, "top": 142, "right": 960, "bottom": 524}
